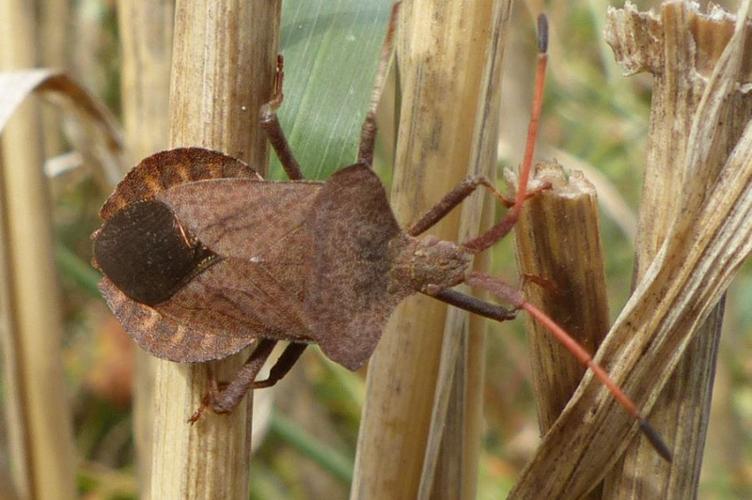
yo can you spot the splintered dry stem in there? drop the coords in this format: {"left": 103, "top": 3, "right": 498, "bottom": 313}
{"left": 510, "top": 0, "right": 752, "bottom": 497}
{"left": 602, "top": 3, "right": 752, "bottom": 498}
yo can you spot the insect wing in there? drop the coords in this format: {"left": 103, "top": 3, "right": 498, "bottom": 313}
{"left": 99, "top": 147, "right": 261, "bottom": 220}
{"left": 155, "top": 179, "right": 322, "bottom": 344}
{"left": 99, "top": 277, "right": 254, "bottom": 362}
{"left": 94, "top": 148, "right": 266, "bottom": 362}
{"left": 156, "top": 178, "right": 320, "bottom": 261}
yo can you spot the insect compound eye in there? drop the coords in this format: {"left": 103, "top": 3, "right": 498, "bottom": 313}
{"left": 93, "top": 199, "right": 217, "bottom": 306}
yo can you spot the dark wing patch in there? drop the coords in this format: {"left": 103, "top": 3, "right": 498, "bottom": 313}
{"left": 100, "top": 147, "right": 260, "bottom": 220}
{"left": 93, "top": 200, "right": 216, "bottom": 305}
{"left": 304, "top": 164, "right": 410, "bottom": 370}
{"left": 101, "top": 257, "right": 315, "bottom": 363}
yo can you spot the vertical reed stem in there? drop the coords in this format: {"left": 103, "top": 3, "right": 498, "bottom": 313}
{"left": 0, "top": 0, "right": 76, "bottom": 498}
{"left": 515, "top": 162, "right": 610, "bottom": 431}
{"left": 352, "top": 1, "right": 511, "bottom": 498}
{"left": 426, "top": 2, "right": 512, "bottom": 498}
{"left": 116, "top": 0, "right": 174, "bottom": 495}
{"left": 150, "top": 1, "right": 280, "bottom": 497}
{"left": 513, "top": 161, "right": 609, "bottom": 499}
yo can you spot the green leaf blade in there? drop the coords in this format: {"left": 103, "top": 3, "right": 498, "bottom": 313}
{"left": 275, "top": 0, "right": 392, "bottom": 180}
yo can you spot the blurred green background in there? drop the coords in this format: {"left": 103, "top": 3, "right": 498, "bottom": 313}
{"left": 2, "top": 0, "right": 751, "bottom": 498}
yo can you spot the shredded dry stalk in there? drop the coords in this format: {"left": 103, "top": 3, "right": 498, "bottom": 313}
{"left": 545, "top": 147, "right": 637, "bottom": 242}
{"left": 150, "top": 1, "right": 280, "bottom": 498}
{"left": 510, "top": 0, "right": 752, "bottom": 497}
{"left": 351, "top": 1, "right": 510, "bottom": 498}
{"left": 600, "top": 2, "right": 752, "bottom": 497}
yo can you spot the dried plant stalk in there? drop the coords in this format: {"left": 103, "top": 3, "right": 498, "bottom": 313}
{"left": 601, "top": 3, "right": 752, "bottom": 497}
{"left": 0, "top": 67, "right": 122, "bottom": 500}
{"left": 514, "top": 162, "right": 610, "bottom": 434}
{"left": 150, "top": 1, "right": 280, "bottom": 498}
{"left": 422, "top": 2, "right": 512, "bottom": 498}
{"left": 39, "top": 0, "right": 69, "bottom": 159}
{"left": 116, "top": 0, "right": 173, "bottom": 495}
{"left": 512, "top": 162, "right": 609, "bottom": 500}
{"left": 545, "top": 147, "right": 637, "bottom": 242}
{"left": 0, "top": 1, "right": 76, "bottom": 499}
{"left": 509, "top": 1, "right": 752, "bottom": 496}
{"left": 118, "top": 0, "right": 173, "bottom": 166}
{"left": 351, "top": 1, "right": 509, "bottom": 498}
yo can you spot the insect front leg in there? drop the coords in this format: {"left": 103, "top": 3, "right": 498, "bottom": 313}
{"left": 462, "top": 19, "right": 549, "bottom": 254}
{"left": 356, "top": 2, "right": 400, "bottom": 167}
{"left": 407, "top": 13, "right": 549, "bottom": 251}
{"left": 260, "top": 55, "right": 304, "bottom": 181}
{"left": 407, "top": 175, "right": 517, "bottom": 236}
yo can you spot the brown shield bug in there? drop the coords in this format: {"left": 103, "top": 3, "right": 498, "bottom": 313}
{"left": 91, "top": 9, "right": 671, "bottom": 461}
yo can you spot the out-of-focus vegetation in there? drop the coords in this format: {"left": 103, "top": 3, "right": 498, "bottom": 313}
{"left": 1, "top": 0, "right": 751, "bottom": 498}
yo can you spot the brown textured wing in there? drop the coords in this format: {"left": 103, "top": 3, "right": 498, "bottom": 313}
{"left": 100, "top": 277, "right": 255, "bottom": 362}
{"left": 305, "top": 164, "right": 409, "bottom": 370}
{"left": 95, "top": 148, "right": 264, "bottom": 362}
{"left": 99, "top": 147, "right": 260, "bottom": 220}
{"left": 156, "top": 178, "right": 322, "bottom": 260}
{"left": 155, "top": 179, "right": 322, "bottom": 341}
{"left": 100, "top": 255, "right": 317, "bottom": 362}
{"left": 156, "top": 258, "right": 314, "bottom": 343}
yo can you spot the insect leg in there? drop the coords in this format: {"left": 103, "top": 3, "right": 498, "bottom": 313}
{"left": 260, "top": 55, "right": 305, "bottom": 180}
{"left": 357, "top": 2, "right": 400, "bottom": 166}
{"left": 253, "top": 343, "right": 307, "bottom": 388}
{"left": 429, "top": 288, "right": 516, "bottom": 322}
{"left": 188, "top": 339, "right": 277, "bottom": 422}
{"left": 407, "top": 175, "right": 508, "bottom": 236}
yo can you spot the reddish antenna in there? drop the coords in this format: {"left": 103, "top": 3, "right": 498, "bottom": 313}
{"left": 514, "top": 14, "right": 548, "bottom": 218}
{"left": 463, "top": 14, "right": 672, "bottom": 462}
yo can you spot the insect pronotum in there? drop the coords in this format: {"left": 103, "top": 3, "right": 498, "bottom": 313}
{"left": 91, "top": 5, "right": 671, "bottom": 461}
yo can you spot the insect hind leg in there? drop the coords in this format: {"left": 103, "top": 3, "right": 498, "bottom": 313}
{"left": 253, "top": 343, "right": 307, "bottom": 388}
{"left": 188, "top": 339, "right": 276, "bottom": 423}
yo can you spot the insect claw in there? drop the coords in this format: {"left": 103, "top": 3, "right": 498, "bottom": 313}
{"left": 521, "top": 273, "right": 558, "bottom": 293}
{"left": 188, "top": 399, "right": 209, "bottom": 424}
